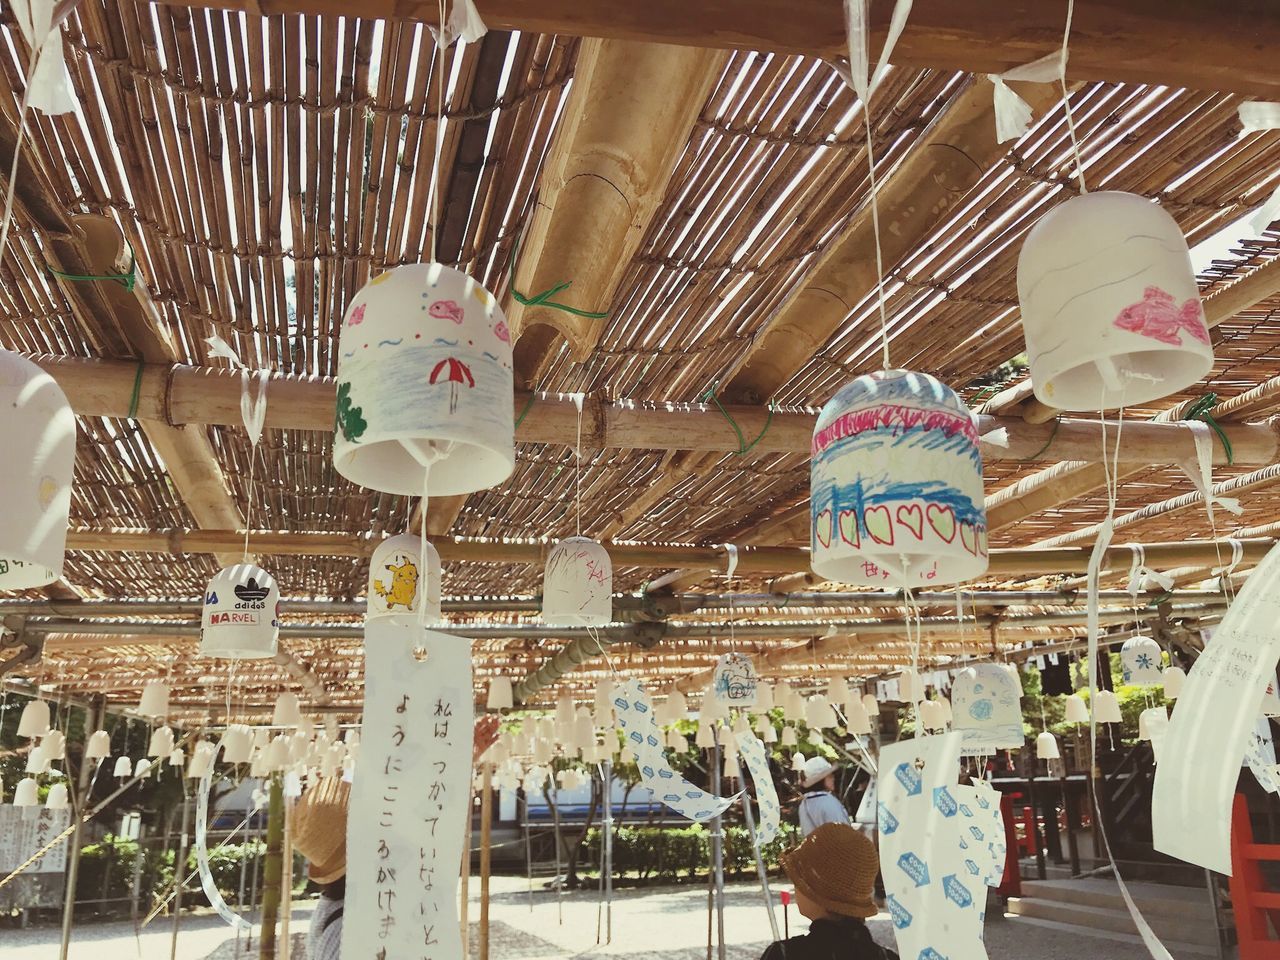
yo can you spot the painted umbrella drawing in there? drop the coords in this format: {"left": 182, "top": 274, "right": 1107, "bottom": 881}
{"left": 431, "top": 356, "right": 475, "bottom": 413}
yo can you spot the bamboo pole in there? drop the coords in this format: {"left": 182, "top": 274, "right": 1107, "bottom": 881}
{"left": 479, "top": 764, "right": 493, "bottom": 960}
{"left": 57, "top": 527, "right": 1278, "bottom": 577}
{"left": 259, "top": 778, "right": 284, "bottom": 960}
{"left": 24, "top": 354, "right": 1280, "bottom": 465}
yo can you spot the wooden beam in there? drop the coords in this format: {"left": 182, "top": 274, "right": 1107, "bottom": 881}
{"left": 28, "top": 354, "right": 1280, "bottom": 464}
{"left": 509, "top": 39, "right": 727, "bottom": 383}
{"left": 61, "top": 527, "right": 1275, "bottom": 578}
{"left": 152, "top": 1, "right": 1280, "bottom": 98}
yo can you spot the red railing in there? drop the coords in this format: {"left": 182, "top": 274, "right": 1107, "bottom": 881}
{"left": 1231, "top": 792, "right": 1280, "bottom": 958}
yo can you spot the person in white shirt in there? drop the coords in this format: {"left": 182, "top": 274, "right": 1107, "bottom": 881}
{"left": 797, "top": 756, "right": 851, "bottom": 836}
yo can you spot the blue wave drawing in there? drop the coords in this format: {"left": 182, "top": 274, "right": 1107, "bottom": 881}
{"left": 433, "top": 338, "right": 459, "bottom": 347}
{"left": 377, "top": 338, "right": 404, "bottom": 347}
{"left": 342, "top": 350, "right": 356, "bottom": 359}
{"left": 482, "top": 351, "right": 500, "bottom": 362}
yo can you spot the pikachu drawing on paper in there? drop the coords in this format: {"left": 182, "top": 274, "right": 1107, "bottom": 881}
{"left": 373, "top": 557, "right": 419, "bottom": 610}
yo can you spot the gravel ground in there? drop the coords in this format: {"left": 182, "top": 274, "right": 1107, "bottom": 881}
{"left": 0, "top": 876, "right": 1165, "bottom": 960}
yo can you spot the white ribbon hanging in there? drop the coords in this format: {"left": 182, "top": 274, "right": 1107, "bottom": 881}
{"left": 842, "top": 0, "right": 914, "bottom": 100}
{"left": 978, "top": 426, "right": 1010, "bottom": 449}
{"left": 1211, "top": 537, "right": 1246, "bottom": 580}
{"left": 196, "top": 769, "right": 253, "bottom": 932}
{"left": 205, "top": 335, "right": 270, "bottom": 446}
{"left": 988, "top": 52, "right": 1060, "bottom": 144}
{"left": 723, "top": 542, "right": 739, "bottom": 581}
{"left": 429, "top": 0, "right": 488, "bottom": 48}
{"left": 1239, "top": 103, "right": 1280, "bottom": 232}
{"left": 1125, "top": 545, "right": 1175, "bottom": 605}
{"left": 1177, "top": 421, "right": 1243, "bottom": 525}
{"left": 9, "top": 0, "right": 76, "bottom": 115}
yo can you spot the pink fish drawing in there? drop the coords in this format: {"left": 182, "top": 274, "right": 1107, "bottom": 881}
{"left": 428, "top": 299, "right": 465, "bottom": 324}
{"left": 493, "top": 320, "right": 510, "bottom": 344}
{"left": 347, "top": 303, "right": 366, "bottom": 326}
{"left": 1113, "top": 286, "right": 1209, "bottom": 347}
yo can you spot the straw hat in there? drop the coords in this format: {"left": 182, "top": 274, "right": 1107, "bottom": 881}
{"left": 292, "top": 777, "right": 350, "bottom": 884}
{"left": 800, "top": 755, "right": 837, "bottom": 788}
{"left": 781, "top": 822, "right": 879, "bottom": 919}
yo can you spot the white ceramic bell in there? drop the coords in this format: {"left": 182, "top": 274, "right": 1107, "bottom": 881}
{"left": 951, "top": 663, "right": 1025, "bottom": 756}
{"left": 487, "top": 677, "right": 514, "bottom": 711}
{"left": 898, "top": 669, "right": 923, "bottom": 703}
{"left": 918, "top": 699, "right": 945, "bottom": 731}
{"left": 844, "top": 697, "right": 873, "bottom": 735}
{"left": 85, "top": 730, "right": 111, "bottom": 761}
{"left": 827, "top": 678, "right": 852, "bottom": 707}
{"left": 41, "top": 730, "right": 65, "bottom": 761}
{"left": 542, "top": 537, "right": 613, "bottom": 627}
{"left": 1018, "top": 191, "right": 1211, "bottom": 411}
{"left": 695, "top": 722, "right": 716, "bottom": 749}
{"left": 1138, "top": 706, "right": 1168, "bottom": 740}
{"left": 272, "top": 692, "right": 304, "bottom": 728}
{"left": 811, "top": 369, "right": 988, "bottom": 587}
{"left": 188, "top": 742, "right": 217, "bottom": 778}
{"left": 1163, "top": 666, "right": 1186, "bottom": 699}
{"left": 0, "top": 350, "right": 75, "bottom": 589}
{"left": 723, "top": 749, "right": 742, "bottom": 780}
{"left": 200, "top": 564, "right": 280, "bottom": 659}
{"left": 264, "top": 735, "right": 290, "bottom": 771}
{"left": 17, "top": 699, "right": 50, "bottom": 738}
{"left": 148, "top": 726, "right": 175, "bottom": 758}
{"left": 594, "top": 679, "right": 616, "bottom": 716}
{"left": 780, "top": 725, "right": 798, "bottom": 747}
{"left": 862, "top": 693, "right": 880, "bottom": 717}
{"left": 134, "top": 758, "right": 153, "bottom": 778}
{"left": 754, "top": 681, "right": 775, "bottom": 712}
{"left": 1120, "top": 636, "right": 1163, "bottom": 687}
{"left": 45, "top": 782, "right": 69, "bottom": 809}
{"left": 168, "top": 748, "right": 185, "bottom": 770}
{"left": 760, "top": 722, "right": 778, "bottom": 744}
{"left": 666, "top": 688, "right": 688, "bottom": 720}
{"left": 220, "top": 725, "right": 253, "bottom": 764}
{"left": 1035, "top": 731, "right": 1060, "bottom": 761}
{"left": 13, "top": 777, "right": 39, "bottom": 807}
{"left": 790, "top": 752, "right": 806, "bottom": 773}
{"left": 333, "top": 263, "right": 515, "bottom": 496}
{"left": 137, "top": 681, "right": 170, "bottom": 719}
{"left": 112, "top": 756, "right": 133, "bottom": 778}
{"left": 1064, "top": 694, "right": 1089, "bottom": 723}
{"left": 25, "top": 745, "right": 49, "bottom": 774}
{"left": 1095, "top": 690, "right": 1124, "bottom": 724}
{"left": 367, "top": 533, "right": 442, "bottom": 624}
{"left": 555, "top": 695, "right": 575, "bottom": 727}
{"left": 805, "top": 695, "right": 837, "bottom": 729}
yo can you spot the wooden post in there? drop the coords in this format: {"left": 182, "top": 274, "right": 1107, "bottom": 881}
{"left": 480, "top": 764, "right": 492, "bottom": 960}
{"left": 280, "top": 797, "right": 292, "bottom": 960}
{"left": 461, "top": 783, "right": 473, "bottom": 960}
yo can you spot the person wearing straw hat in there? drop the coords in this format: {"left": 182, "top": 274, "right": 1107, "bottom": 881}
{"left": 798, "top": 755, "right": 851, "bottom": 837}
{"left": 293, "top": 716, "right": 501, "bottom": 960}
{"left": 763, "top": 823, "right": 897, "bottom": 960}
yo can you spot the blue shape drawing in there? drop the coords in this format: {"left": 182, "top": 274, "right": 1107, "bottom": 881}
{"left": 898, "top": 852, "right": 930, "bottom": 887}
{"left": 942, "top": 874, "right": 973, "bottom": 908}
{"left": 895, "top": 762, "right": 923, "bottom": 796}
{"left": 933, "top": 786, "right": 958, "bottom": 817}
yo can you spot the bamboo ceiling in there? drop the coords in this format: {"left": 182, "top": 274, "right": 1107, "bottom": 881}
{"left": 1, "top": 2, "right": 1278, "bottom": 719}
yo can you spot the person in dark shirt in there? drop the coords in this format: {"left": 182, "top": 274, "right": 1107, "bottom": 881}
{"left": 762, "top": 823, "right": 898, "bottom": 960}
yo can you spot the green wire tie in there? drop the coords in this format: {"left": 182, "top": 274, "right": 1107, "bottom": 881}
{"left": 1023, "top": 418, "right": 1060, "bottom": 461}
{"left": 507, "top": 230, "right": 609, "bottom": 320}
{"left": 702, "top": 380, "right": 774, "bottom": 456}
{"left": 48, "top": 240, "right": 138, "bottom": 292}
{"left": 1182, "top": 392, "right": 1234, "bottom": 465}
{"left": 127, "top": 361, "right": 145, "bottom": 419}
{"left": 514, "top": 392, "right": 536, "bottom": 430}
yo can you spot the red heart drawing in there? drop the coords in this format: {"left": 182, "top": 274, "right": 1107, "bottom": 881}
{"left": 838, "top": 509, "right": 860, "bottom": 546}
{"left": 865, "top": 506, "right": 894, "bottom": 545}
{"left": 926, "top": 504, "right": 956, "bottom": 543}
{"left": 977, "top": 526, "right": 989, "bottom": 557}
{"left": 896, "top": 504, "right": 924, "bottom": 540}
{"left": 814, "top": 509, "right": 833, "bottom": 549}
{"left": 960, "top": 523, "right": 977, "bottom": 555}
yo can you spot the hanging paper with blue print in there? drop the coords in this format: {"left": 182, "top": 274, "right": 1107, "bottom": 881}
{"left": 712, "top": 652, "right": 758, "bottom": 707}
{"left": 734, "top": 730, "right": 780, "bottom": 844}
{"left": 613, "top": 679, "right": 739, "bottom": 822}
{"left": 879, "top": 732, "right": 990, "bottom": 960}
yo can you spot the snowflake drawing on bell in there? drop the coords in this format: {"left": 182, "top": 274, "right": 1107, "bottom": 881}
{"left": 1121, "top": 635, "right": 1164, "bottom": 687}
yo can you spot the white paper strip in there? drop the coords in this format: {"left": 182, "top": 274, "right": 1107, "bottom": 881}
{"left": 613, "top": 679, "right": 739, "bottom": 822}
{"left": 9, "top": 0, "right": 75, "bottom": 115}
{"left": 1178, "top": 421, "right": 1243, "bottom": 523}
{"left": 196, "top": 768, "right": 253, "bottom": 932}
{"left": 988, "top": 52, "right": 1060, "bottom": 143}
{"left": 342, "top": 623, "right": 474, "bottom": 960}
{"left": 1153, "top": 541, "right": 1280, "bottom": 873}
{"left": 734, "top": 730, "right": 780, "bottom": 845}
{"left": 842, "top": 0, "right": 914, "bottom": 99}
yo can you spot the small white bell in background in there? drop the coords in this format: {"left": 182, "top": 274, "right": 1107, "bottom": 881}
{"left": 17, "top": 700, "right": 50, "bottom": 738}
{"left": 844, "top": 697, "right": 872, "bottom": 735}
{"left": 45, "top": 782, "right": 69, "bottom": 810}
{"left": 13, "top": 777, "right": 39, "bottom": 807}
{"left": 732, "top": 713, "right": 753, "bottom": 737}
{"left": 918, "top": 700, "right": 945, "bottom": 731}
{"left": 324, "top": 716, "right": 340, "bottom": 741}
{"left": 898, "top": 669, "right": 922, "bottom": 703}
{"left": 666, "top": 729, "right": 688, "bottom": 752}
{"left": 723, "top": 749, "right": 742, "bottom": 780}
{"left": 85, "top": 730, "right": 112, "bottom": 761}
{"left": 25, "top": 745, "right": 49, "bottom": 774}
{"left": 168, "top": 748, "right": 186, "bottom": 771}
{"left": 555, "top": 695, "right": 574, "bottom": 727}
{"left": 1035, "top": 732, "right": 1060, "bottom": 761}
{"left": 273, "top": 692, "right": 304, "bottom": 728}
{"left": 41, "top": 730, "right": 66, "bottom": 760}
{"left": 781, "top": 686, "right": 805, "bottom": 723}
{"left": 665, "top": 688, "right": 688, "bottom": 720}
{"left": 827, "top": 678, "right": 852, "bottom": 707}
{"left": 790, "top": 752, "right": 806, "bottom": 773}
{"left": 220, "top": 726, "right": 253, "bottom": 764}
{"left": 535, "top": 716, "right": 555, "bottom": 742}
{"left": 1138, "top": 706, "right": 1167, "bottom": 741}
{"left": 1064, "top": 694, "right": 1089, "bottom": 724}
{"left": 760, "top": 722, "right": 778, "bottom": 744}
{"left": 701, "top": 693, "right": 728, "bottom": 722}
{"left": 780, "top": 725, "right": 798, "bottom": 747}
{"left": 754, "top": 681, "right": 775, "bottom": 712}
{"left": 594, "top": 679, "right": 617, "bottom": 717}
{"left": 137, "top": 681, "right": 170, "bottom": 720}
{"left": 253, "top": 727, "right": 271, "bottom": 749}
{"left": 1163, "top": 666, "right": 1186, "bottom": 699}
{"left": 249, "top": 749, "right": 269, "bottom": 779}
{"left": 188, "top": 742, "right": 217, "bottom": 778}
{"left": 862, "top": 693, "right": 879, "bottom": 717}
{"left": 805, "top": 695, "right": 837, "bottom": 730}
{"left": 486, "top": 677, "right": 514, "bottom": 711}
{"left": 1094, "top": 690, "right": 1123, "bottom": 724}
{"left": 533, "top": 738, "right": 553, "bottom": 764}
{"left": 134, "top": 758, "right": 153, "bottom": 779}
{"left": 148, "top": 726, "right": 175, "bottom": 758}
{"left": 112, "top": 756, "right": 133, "bottom": 778}
{"left": 288, "top": 732, "right": 311, "bottom": 765}
{"left": 695, "top": 722, "right": 716, "bottom": 749}
{"left": 264, "top": 736, "right": 290, "bottom": 771}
